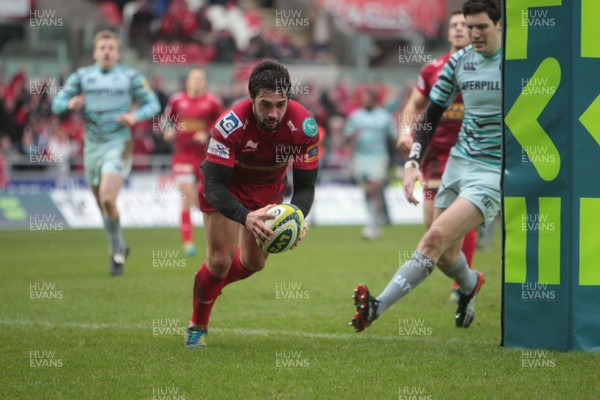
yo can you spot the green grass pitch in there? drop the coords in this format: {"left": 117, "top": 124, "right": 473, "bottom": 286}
{"left": 1, "top": 225, "right": 599, "bottom": 399}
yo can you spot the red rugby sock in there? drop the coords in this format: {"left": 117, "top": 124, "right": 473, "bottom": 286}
{"left": 462, "top": 228, "right": 477, "bottom": 268}
{"left": 180, "top": 210, "right": 192, "bottom": 243}
{"left": 191, "top": 262, "right": 225, "bottom": 327}
{"left": 224, "top": 247, "right": 256, "bottom": 286}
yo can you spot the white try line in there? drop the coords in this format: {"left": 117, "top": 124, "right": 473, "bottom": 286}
{"left": 0, "top": 319, "right": 498, "bottom": 345}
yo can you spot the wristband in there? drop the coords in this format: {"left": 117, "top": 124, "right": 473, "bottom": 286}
{"left": 404, "top": 160, "right": 419, "bottom": 170}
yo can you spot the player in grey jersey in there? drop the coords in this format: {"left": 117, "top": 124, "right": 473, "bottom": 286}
{"left": 350, "top": 0, "right": 502, "bottom": 331}
{"left": 52, "top": 30, "right": 160, "bottom": 275}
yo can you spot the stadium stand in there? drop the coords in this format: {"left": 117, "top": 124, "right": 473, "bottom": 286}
{"left": 0, "top": 0, "right": 456, "bottom": 185}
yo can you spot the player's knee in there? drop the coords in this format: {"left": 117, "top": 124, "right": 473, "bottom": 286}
{"left": 206, "top": 252, "right": 233, "bottom": 277}
{"left": 99, "top": 195, "right": 116, "bottom": 212}
{"left": 242, "top": 257, "right": 266, "bottom": 272}
{"left": 181, "top": 197, "right": 193, "bottom": 211}
{"left": 421, "top": 226, "right": 444, "bottom": 254}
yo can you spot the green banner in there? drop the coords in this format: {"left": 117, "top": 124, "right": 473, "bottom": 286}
{"left": 503, "top": 0, "right": 600, "bottom": 351}
{"left": 0, "top": 193, "right": 66, "bottom": 230}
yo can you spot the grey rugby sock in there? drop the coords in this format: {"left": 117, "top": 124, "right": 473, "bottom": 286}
{"left": 376, "top": 251, "right": 435, "bottom": 316}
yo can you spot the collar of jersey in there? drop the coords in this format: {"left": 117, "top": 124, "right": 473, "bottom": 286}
{"left": 481, "top": 47, "right": 502, "bottom": 60}
{"left": 94, "top": 63, "right": 120, "bottom": 74}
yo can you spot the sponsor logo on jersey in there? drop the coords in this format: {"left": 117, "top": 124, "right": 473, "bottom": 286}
{"left": 306, "top": 144, "right": 319, "bottom": 163}
{"left": 242, "top": 140, "right": 259, "bottom": 152}
{"left": 207, "top": 138, "right": 230, "bottom": 159}
{"left": 441, "top": 102, "right": 464, "bottom": 121}
{"left": 481, "top": 195, "right": 493, "bottom": 209}
{"left": 460, "top": 81, "right": 501, "bottom": 91}
{"left": 302, "top": 117, "right": 318, "bottom": 137}
{"left": 215, "top": 110, "right": 242, "bottom": 138}
{"left": 287, "top": 120, "right": 298, "bottom": 132}
{"left": 463, "top": 62, "right": 477, "bottom": 72}
{"left": 140, "top": 77, "right": 153, "bottom": 93}
{"left": 409, "top": 142, "right": 422, "bottom": 160}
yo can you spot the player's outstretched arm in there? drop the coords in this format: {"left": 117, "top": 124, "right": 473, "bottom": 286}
{"left": 203, "top": 161, "right": 250, "bottom": 225}
{"left": 51, "top": 72, "right": 82, "bottom": 115}
{"left": 408, "top": 100, "right": 446, "bottom": 161}
{"left": 290, "top": 168, "right": 318, "bottom": 218}
{"left": 404, "top": 101, "right": 445, "bottom": 205}
{"left": 397, "top": 87, "right": 429, "bottom": 154}
{"left": 403, "top": 163, "right": 425, "bottom": 206}
{"left": 130, "top": 75, "right": 161, "bottom": 122}
{"left": 204, "top": 160, "right": 275, "bottom": 241}
{"left": 161, "top": 98, "right": 176, "bottom": 141}
{"left": 289, "top": 167, "right": 318, "bottom": 249}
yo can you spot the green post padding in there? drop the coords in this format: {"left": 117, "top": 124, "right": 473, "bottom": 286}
{"left": 503, "top": 0, "right": 600, "bottom": 351}
{"left": 579, "top": 198, "right": 600, "bottom": 286}
{"left": 581, "top": 0, "right": 600, "bottom": 58}
{"left": 537, "top": 197, "right": 561, "bottom": 284}
{"left": 504, "top": 197, "right": 527, "bottom": 283}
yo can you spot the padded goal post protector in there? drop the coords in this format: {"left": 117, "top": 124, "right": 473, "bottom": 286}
{"left": 502, "top": 0, "right": 600, "bottom": 351}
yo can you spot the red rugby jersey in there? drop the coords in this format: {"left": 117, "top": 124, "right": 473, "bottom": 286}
{"left": 205, "top": 99, "right": 320, "bottom": 186}
{"left": 163, "top": 92, "right": 222, "bottom": 155}
{"left": 416, "top": 52, "right": 464, "bottom": 151}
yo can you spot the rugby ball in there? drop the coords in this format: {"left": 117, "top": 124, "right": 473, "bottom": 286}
{"left": 258, "top": 204, "right": 304, "bottom": 254}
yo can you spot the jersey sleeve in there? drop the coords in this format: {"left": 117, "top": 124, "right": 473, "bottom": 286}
{"left": 416, "top": 64, "right": 433, "bottom": 97}
{"left": 51, "top": 70, "right": 82, "bottom": 115}
{"left": 285, "top": 103, "right": 320, "bottom": 171}
{"left": 293, "top": 137, "right": 320, "bottom": 170}
{"left": 205, "top": 108, "right": 244, "bottom": 168}
{"left": 131, "top": 74, "right": 161, "bottom": 121}
{"left": 429, "top": 49, "right": 466, "bottom": 108}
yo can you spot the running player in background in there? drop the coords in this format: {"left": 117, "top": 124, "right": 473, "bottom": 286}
{"left": 162, "top": 68, "right": 223, "bottom": 256}
{"left": 351, "top": 0, "right": 502, "bottom": 331}
{"left": 344, "top": 88, "right": 396, "bottom": 240}
{"left": 185, "top": 60, "right": 320, "bottom": 348}
{"left": 52, "top": 30, "right": 160, "bottom": 276}
{"left": 397, "top": 10, "right": 477, "bottom": 301}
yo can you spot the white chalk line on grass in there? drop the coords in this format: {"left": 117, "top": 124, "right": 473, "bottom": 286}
{"left": 0, "top": 319, "right": 498, "bottom": 345}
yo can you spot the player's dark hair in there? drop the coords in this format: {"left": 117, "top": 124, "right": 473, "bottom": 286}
{"left": 363, "top": 87, "right": 378, "bottom": 102}
{"left": 450, "top": 10, "right": 464, "bottom": 17}
{"left": 248, "top": 59, "right": 291, "bottom": 99}
{"left": 462, "top": 0, "right": 501, "bottom": 23}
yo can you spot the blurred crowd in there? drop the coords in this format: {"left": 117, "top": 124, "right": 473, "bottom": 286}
{"left": 0, "top": 66, "right": 412, "bottom": 187}
{"left": 0, "top": 0, "right": 418, "bottom": 187}
{"left": 94, "top": 0, "right": 329, "bottom": 64}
